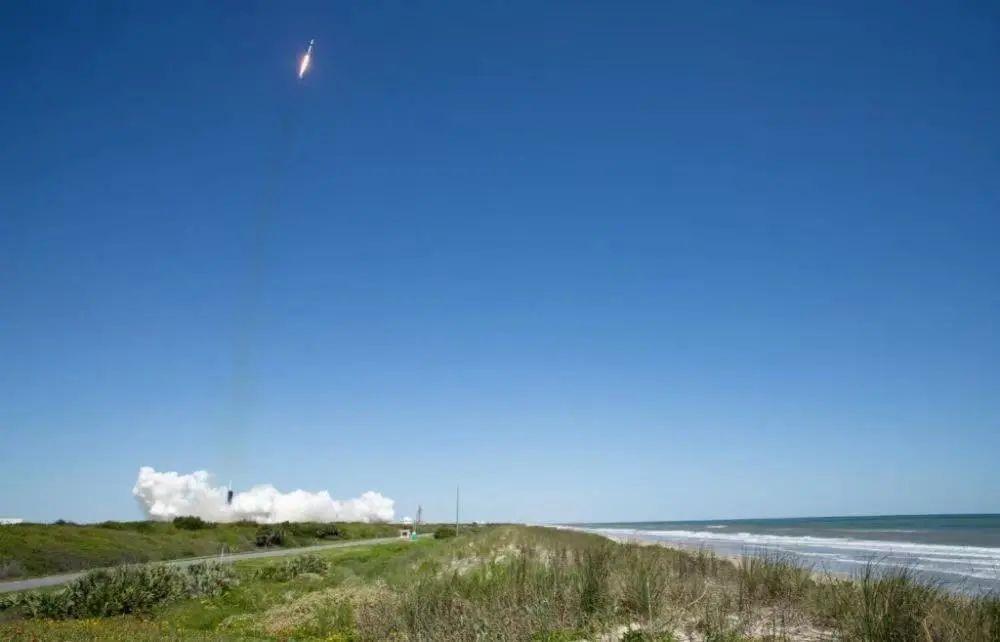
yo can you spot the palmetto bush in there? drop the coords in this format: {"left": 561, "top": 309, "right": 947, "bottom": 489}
{"left": 4, "top": 561, "right": 236, "bottom": 619}
{"left": 252, "top": 554, "right": 330, "bottom": 581}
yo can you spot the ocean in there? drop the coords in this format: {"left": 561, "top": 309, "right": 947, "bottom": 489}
{"left": 567, "top": 514, "right": 1000, "bottom": 594}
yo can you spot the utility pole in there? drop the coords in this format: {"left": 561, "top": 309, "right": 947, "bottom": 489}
{"left": 455, "top": 485, "right": 460, "bottom": 534}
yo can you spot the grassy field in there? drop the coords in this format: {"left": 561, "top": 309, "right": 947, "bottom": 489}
{"left": 1, "top": 525, "right": 998, "bottom": 641}
{"left": 0, "top": 520, "right": 402, "bottom": 580}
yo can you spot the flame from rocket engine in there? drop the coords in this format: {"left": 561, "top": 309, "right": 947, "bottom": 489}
{"left": 298, "top": 40, "right": 314, "bottom": 79}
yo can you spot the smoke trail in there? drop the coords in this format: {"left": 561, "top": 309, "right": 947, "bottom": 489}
{"left": 132, "top": 467, "right": 394, "bottom": 523}
{"left": 218, "top": 77, "right": 305, "bottom": 481}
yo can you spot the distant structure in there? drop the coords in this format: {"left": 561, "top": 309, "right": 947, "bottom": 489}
{"left": 0, "top": 518, "right": 23, "bottom": 526}
{"left": 400, "top": 510, "right": 422, "bottom": 541}
{"left": 226, "top": 481, "right": 234, "bottom": 506}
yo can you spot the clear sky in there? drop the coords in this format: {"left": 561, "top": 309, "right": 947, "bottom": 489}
{"left": 2, "top": 1, "right": 998, "bottom": 524}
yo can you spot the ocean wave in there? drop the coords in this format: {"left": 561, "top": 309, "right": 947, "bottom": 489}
{"left": 572, "top": 527, "right": 1000, "bottom": 563}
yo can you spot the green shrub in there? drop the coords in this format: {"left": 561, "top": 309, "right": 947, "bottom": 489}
{"left": 433, "top": 526, "right": 456, "bottom": 540}
{"left": 0, "top": 557, "right": 25, "bottom": 580}
{"left": 184, "top": 562, "right": 240, "bottom": 596}
{"left": 255, "top": 525, "right": 285, "bottom": 547}
{"left": 315, "top": 523, "right": 341, "bottom": 539}
{"left": 283, "top": 521, "right": 342, "bottom": 540}
{"left": 95, "top": 521, "right": 154, "bottom": 532}
{"left": 252, "top": 554, "right": 330, "bottom": 581}
{"left": 172, "top": 515, "right": 213, "bottom": 530}
{"left": 3, "top": 562, "right": 237, "bottom": 619}
{"left": 336, "top": 522, "right": 399, "bottom": 540}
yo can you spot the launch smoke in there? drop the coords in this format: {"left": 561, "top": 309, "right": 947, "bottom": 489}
{"left": 133, "top": 467, "right": 394, "bottom": 523}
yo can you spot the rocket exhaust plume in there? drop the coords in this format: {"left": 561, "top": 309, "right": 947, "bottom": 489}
{"left": 298, "top": 39, "right": 314, "bottom": 79}
{"left": 132, "top": 467, "right": 394, "bottom": 523}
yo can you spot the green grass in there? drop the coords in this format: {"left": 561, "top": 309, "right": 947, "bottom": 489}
{"left": 0, "top": 520, "right": 402, "bottom": 579}
{"left": 736, "top": 548, "right": 813, "bottom": 605}
{"left": 2, "top": 525, "right": 998, "bottom": 641}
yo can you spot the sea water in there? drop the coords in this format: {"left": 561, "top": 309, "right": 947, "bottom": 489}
{"left": 568, "top": 514, "right": 1000, "bottom": 594}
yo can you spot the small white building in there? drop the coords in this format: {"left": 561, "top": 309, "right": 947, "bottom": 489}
{"left": 0, "top": 518, "right": 24, "bottom": 526}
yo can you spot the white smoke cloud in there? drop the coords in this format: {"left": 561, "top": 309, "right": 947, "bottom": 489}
{"left": 132, "top": 467, "right": 395, "bottom": 524}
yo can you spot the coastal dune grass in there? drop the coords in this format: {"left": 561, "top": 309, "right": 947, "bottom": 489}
{"left": 737, "top": 549, "right": 813, "bottom": 605}
{"left": 2, "top": 525, "right": 999, "bottom": 641}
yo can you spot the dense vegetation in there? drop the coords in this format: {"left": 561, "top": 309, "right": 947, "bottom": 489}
{"left": 0, "top": 520, "right": 401, "bottom": 580}
{"left": 0, "top": 563, "right": 236, "bottom": 619}
{"left": 2, "top": 525, "right": 998, "bottom": 641}
{"left": 172, "top": 516, "right": 213, "bottom": 531}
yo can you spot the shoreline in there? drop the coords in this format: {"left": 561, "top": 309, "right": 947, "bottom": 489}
{"left": 4, "top": 525, "right": 998, "bottom": 641}
{"left": 556, "top": 524, "right": 1000, "bottom": 595}
{"left": 587, "top": 528, "right": 745, "bottom": 564}
{"left": 579, "top": 527, "right": 859, "bottom": 585}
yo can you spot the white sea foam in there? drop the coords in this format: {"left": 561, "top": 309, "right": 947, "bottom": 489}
{"left": 549, "top": 522, "right": 1000, "bottom": 591}
{"left": 562, "top": 525, "right": 1000, "bottom": 591}
{"left": 579, "top": 527, "right": 1000, "bottom": 562}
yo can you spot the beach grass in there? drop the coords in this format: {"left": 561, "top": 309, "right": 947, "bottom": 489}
{"left": 1, "top": 525, "right": 998, "bottom": 640}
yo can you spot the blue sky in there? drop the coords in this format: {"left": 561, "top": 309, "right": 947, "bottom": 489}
{"left": 2, "top": 1, "right": 998, "bottom": 523}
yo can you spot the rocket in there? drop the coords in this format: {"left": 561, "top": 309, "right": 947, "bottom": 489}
{"left": 298, "top": 39, "right": 315, "bottom": 79}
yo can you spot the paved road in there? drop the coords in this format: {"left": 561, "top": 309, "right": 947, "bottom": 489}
{"left": 0, "top": 537, "right": 401, "bottom": 594}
